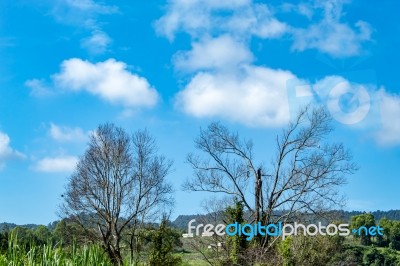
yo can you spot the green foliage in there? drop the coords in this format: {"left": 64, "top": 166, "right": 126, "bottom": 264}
{"left": 380, "top": 248, "right": 400, "bottom": 266}
{"left": 0, "top": 231, "right": 9, "bottom": 253}
{"left": 4, "top": 213, "right": 400, "bottom": 265}
{"left": 53, "top": 220, "right": 89, "bottom": 247}
{"left": 10, "top": 227, "right": 40, "bottom": 250}
{"left": 225, "top": 200, "right": 247, "bottom": 266}
{"left": 148, "top": 220, "right": 182, "bottom": 266}
{"left": 276, "top": 234, "right": 344, "bottom": 266}
{"left": 379, "top": 218, "right": 400, "bottom": 250}
{"left": 351, "top": 213, "right": 376, "bottom": 245}
{"left": 278, "top": 237, "right": 293, "bottom": 266}
{"left": 328, "top": 245, "right": 364, "bottom": 266}
{"left": 362, "top": 246, "right": 400, "bottom": 266}
{"left": 363, "top": 247, "right": 385, "bottom": 266}
{"left": 327, "top": 245, "right": 400, "bottom": 266}
{"left": 35, "top": 225, "right": 52, "bottom": 245}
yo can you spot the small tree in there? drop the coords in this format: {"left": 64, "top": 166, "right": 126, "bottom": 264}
{"left": 34, "top": 225, "right": 52, "bottom": 245}
{"left": 225, "top": 201, "right": 247, "bottom": 265}
{"left": 53, "top": 219, "right": 88, "bottom": 246}
{"left": 379, "top": 218, "right": 400, "bottom": 250}
{"left": 389, "top": 221, "right": 400, "bottom": 250}
{"left": 61, "top": 123, "right": 174, "bottom": 264}
{"left": 148, "top": 218, "right": 182, "bottom": 266}
{"left": 351, "top": 213, "right": 376, "bottom": 246}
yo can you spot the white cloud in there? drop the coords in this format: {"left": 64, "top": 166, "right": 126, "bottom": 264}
{"left": 225, "top": 4, "right": 287, "bottom": 39}
{"left": 174, "top": 35, "right": 253, "bottom": 72}
{"left": 52, "top": 58, "right": 158, "bottom": 107}
{"left": 62, "top": 0, "right": 118, "bottom": 14}
{"left": 51, "top": 0, "right": 118, "bottom": 54}
{"left": 281, "top": 3, "right": 314, "bottom": 19}
{"left": 157, "top": 0, "right": 371, "bottom": 59}
{"left": 0, "top": 132, "right": 25, "bottom": 169}
{"left": 176, "top": 66, "right": 299, "bottom": 127}
{"left": 155, "top": 0, "right": 249, "bottom": 39}
{"left": 375, "top": 90, "right": 400, "bottom": 145}
{"left": 158, "top": 0, "right": 374, "bottom": 127}
{"left": 81, "top": 30, "right": 112, "bottom": 55}
{"left": 157, "top": 1, "right": 293, "bottom": 127}
{"left": 25, "top": 79, "right": 53, "bottom": 97}
{"left": 155, "top": 0, "right": 287, "bottom": 40}
{"left": 34, "top": 156, "right": 78, "bottom": 173}
{"left": 291, "top": 0, "right": 372, "bottom": 57}
{"left": 52, "top": 0, "right": 118, "bottom": 24}
{"left": 49, "top": 123, "right": 88, "bottom": 142}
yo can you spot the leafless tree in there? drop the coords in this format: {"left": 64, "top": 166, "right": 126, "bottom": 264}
{"left": 60, "top": 123, "right": 174, "bottom": 265}
{"left": 183, "top": 106, "right": 357, "bottom": 253}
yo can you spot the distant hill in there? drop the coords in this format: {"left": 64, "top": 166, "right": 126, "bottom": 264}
{"left": 331, "top": 210, "right": 400, "bottom": 222}
{"left": 0, "top": 222, "right": 40, "bottom": 232}
{"left": 171, "top": 214, "right": 222, "bottom": 230}
{"left": 171, "top": 210, "right": 400, "bottom": 230}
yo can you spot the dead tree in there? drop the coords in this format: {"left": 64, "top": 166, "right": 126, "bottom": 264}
{"left": 60, "top": 124, "right": 174, "bottom": 264}
{"left": 183, "top": 106, "right": 357, "bottom": 254}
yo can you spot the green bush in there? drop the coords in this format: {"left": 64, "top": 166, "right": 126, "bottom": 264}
{"left": 148, "top": 220, "right": 182, "bottom": 266}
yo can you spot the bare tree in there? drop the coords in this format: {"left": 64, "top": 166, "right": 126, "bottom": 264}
{"left": 184, "top": 122, "right": 256, "bottom": 211}
{"left": 61, "top": 123, "right": 174, "bottom": 265}
{"left": 183, "top": 106, "right": 357, "bottom": 253}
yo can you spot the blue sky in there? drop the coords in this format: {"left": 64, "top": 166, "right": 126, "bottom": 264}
{"left": 0, "top": 0, "right": 399, "bottom": 225}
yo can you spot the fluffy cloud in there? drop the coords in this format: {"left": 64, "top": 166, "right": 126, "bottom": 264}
{"left": 157, "top": 1, "right": 294, "bottom": 127}
{"left": 226, "top": 4, "right": 287, "bottom": 39}
{"left": 159, "top": 0, "right": 296, "bottom": 127}
{"left": 176, "top": 66, "right": 299, "bottom": 127}
{"left": 281, "top": 3, "right": 314, "bottom": 19}
{"left": 34, "top": 156, "right": 78, "bottom": 173}
{"left": 157, "top": 0, "right": 370, "bottom": 58}
{"left": 174, "top": 35, "right": 253, "bottom": 72}
{"left": 375, "top": 90, "right": 400, "bottom": 145}
{"left": 158, "top": 0, "right": 374, "bottom": 127}
{"left": 81, "top": 30, "right": 112, "bottom": 55}
{"left": 49, "top": 123, "right": 88, "bottom": 142}
{"left": 51, "top": 0, "right": 118, "bottom": 54}
{"left": 290, "top": 0, "right": 372, "bottom": 57}
{"left": 155, "top": 0, "right": 247, "bottom": 39}
{"left": 0, "top": 132, "right": 25, "bottom": 169}
{"left": 51, "top": 58, "right": 158, "bottom": 107}
{"left": 155, "top": 0, "right": 287, "bottom": 40}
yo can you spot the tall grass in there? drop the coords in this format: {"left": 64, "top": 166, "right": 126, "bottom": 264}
{"left": 0, "top": 231, "right": 181, "bottom": 265}
{"left": 0, "top": 232, "right": 114, "bottom": 266}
